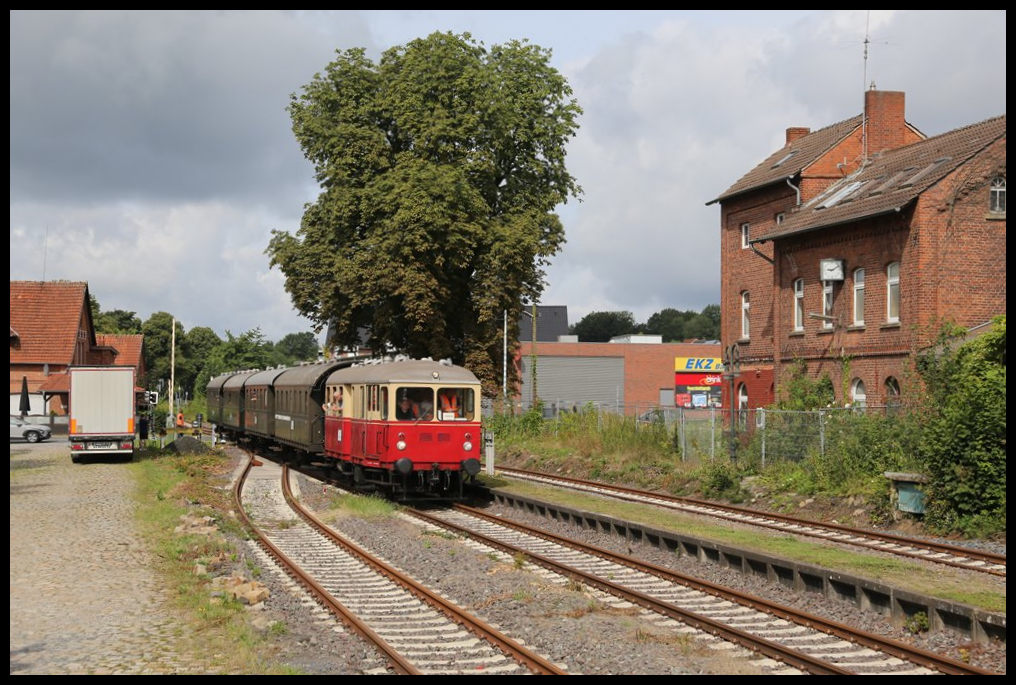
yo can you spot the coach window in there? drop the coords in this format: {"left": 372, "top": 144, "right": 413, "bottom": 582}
{"left": 886, "top": 262, "right": 900, "bottom": 323}
{"left": 379, "top": 387, "right": 388, "bottom": 420}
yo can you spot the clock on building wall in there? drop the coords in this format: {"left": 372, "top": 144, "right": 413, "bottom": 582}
{"left": 819, "top": 258, "right": 845, "bottom": 281}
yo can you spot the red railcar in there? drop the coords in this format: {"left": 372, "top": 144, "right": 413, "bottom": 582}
{"left": 321, "top": 358, "right": 482, "bottom": 500}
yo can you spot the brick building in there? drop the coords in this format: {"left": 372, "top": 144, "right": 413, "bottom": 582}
{"left": 709, "top": 90, "right": 1005, "bottom": 409}
{"left": 517, "top": 339, "right": 722, "bottom": 415}
{"left": 10, "top": 281, "right": 146, "bottom": 415}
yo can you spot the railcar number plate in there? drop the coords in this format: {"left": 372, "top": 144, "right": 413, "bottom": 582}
{"left": 89, "top": 442, "right": 114, "bottom": 449}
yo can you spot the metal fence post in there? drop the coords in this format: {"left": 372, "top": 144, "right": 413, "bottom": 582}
{"left": 818, "top": 410, "right": 825, "bottom": 457}
{"left": 678, "top": 408, "right": 686, "bottom": 462}
{"left": 710, "top": 407, "right": 715, "bottom": 461}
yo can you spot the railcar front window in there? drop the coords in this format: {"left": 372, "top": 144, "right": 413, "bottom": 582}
{"left": 437, "top": 388, "right": 474, "bottom": 420}
{"left": 395, "top": 387, "right": 434, "bottom": 421}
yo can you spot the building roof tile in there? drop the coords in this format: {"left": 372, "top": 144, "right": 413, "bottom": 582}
{"left": 9, "top": 281, "right": 91, "bottom": 365}
{"left": 755, "top": 115, "right": 1006, "bottom": 241}
{"left": 707, "top": 115, "right": 863, "bottom": 205}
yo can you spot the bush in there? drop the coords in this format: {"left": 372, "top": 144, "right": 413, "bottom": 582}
{"left": 917, "top": 317, "right": 1006, "bottom": 537}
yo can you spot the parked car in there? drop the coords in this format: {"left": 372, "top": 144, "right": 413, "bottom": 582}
{"left": 10, "top": 417, "right": 51, "bottom": 443}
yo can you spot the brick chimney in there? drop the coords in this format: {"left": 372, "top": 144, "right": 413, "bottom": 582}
{"left": 786, "top": 127, "right": 810, "bottom": 145}
{"left": 864, "top": 89, "right": 906, "bottom": 157}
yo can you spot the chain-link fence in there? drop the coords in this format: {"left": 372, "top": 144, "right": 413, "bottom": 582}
{"left": 485, "top": 400, "right": 914, "bottom": 468}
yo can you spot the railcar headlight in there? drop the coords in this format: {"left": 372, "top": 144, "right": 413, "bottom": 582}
{"left": 462, "top": 441, "right": 473, "bottom": 452}
{"left": 396, "top": 440, "right": 407, "bottom": 451}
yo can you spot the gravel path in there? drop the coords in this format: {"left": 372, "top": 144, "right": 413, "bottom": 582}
{"left": 10, "top": 443, "right": 223, "bottom": 675}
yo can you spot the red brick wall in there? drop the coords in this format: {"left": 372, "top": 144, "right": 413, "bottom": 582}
{"left": 517, "top": 342, "right": 722, "bottom": 414}
{"left": 768, "top": 138, "right": 1006, "bottom": 406}
{"left": 913, "top": 136, "right": 1007, "bottom": 335}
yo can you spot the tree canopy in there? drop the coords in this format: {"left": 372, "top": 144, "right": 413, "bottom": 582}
{"left": 267, "top": 32, "right": 582, "bottom": 394}
{"left": 572, "top": 305, "right": 721, "bottom": 343}
{"left": 570, "top": 311, "right": 638, "bottom": 342}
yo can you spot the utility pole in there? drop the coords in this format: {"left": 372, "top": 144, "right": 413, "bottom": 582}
{"left": 530, "top": 302, "right": 538, "bottom": 408}
{"left": 169, "top": 317, "right": 176, "bottom": 430}
{"left": 502, "top": 309, "right": 508, "bottom": 405}
{"left": 722, "top": 344, "right": 742, "bottom": 462}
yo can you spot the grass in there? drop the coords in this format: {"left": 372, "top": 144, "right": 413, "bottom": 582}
{"left": 489, "top": 476, "right": 1006, "bottom": 613}
{"left": 130, "top": 445, "right": 304, "bottom": 674}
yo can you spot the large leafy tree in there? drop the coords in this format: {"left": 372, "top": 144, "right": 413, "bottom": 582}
{"left": 89, "top": 295, "right": 142, "bottom": 334}
{"left": 141, "top": 312, "right": 185, "bottom": 390}
{"left": 643, "top": 305, "right": 721, "bottom": 342}
{"left": 182, "top": 327, "right": 223, "bottom": 397}
{"left": 267, "top": 32, "right": 581, "bottom": 394}
{"left": 194, "top": 328, "right": 277, "bottom": 399}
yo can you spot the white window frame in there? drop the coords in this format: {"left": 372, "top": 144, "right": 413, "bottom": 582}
{"left": 852, "top": 268, "right": 865, "bottom": 326}
{"left": 793, "top": 278, "right": 804, "bottom": 331}
{"left": 990, "top": 176, "right": 1006, "bottom": 214}
{"left": 740, "top": 291, "right": 750, "bottom": 339}
{"left": 775, "top": 212, "right": 785, "bottom": 226}
{"left": 886, "top": 262, "right": 900, "bottom": 323}
{"left": 850, "top": 378, "right": 867, "bottom": 409}
{"left": 885, "top": 376, "right": 901, "bottom": 414}
{"left": 822, "top": 280, "right": 834, "bottom": 330}
{"left": 740, "top": 223, "right": 750, "bottom": 249}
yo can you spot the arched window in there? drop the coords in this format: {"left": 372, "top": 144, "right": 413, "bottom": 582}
{"left": 851, "top": 378, "right": 867, "bottom": 409}
{"left": 737, "top": 383, "right": 749, "bottom": 430}
{"left": 793, "top": 279, "right": 804, "bottom": 331}
{"left": 886, "top": 262, "right": 900, "bottom": 323}
{"left": 990, "top": 176, "right": 1006, "bottom": 214}
{"left": 885, "top": 377, "right": 901, "bottom": 416}
{"left": 852, "top": 268, "right": 865, "bottom": 326}
{"left": 741, "top": 291, "right": 750, "bottom": 339}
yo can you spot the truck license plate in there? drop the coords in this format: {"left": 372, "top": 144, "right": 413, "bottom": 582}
{"left": 90, "top": 442, "right": 114, "bottom": 449}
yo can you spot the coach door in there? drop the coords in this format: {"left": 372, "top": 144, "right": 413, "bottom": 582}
{"left": 365, "top": 385, "right": 388, "bottom": 459}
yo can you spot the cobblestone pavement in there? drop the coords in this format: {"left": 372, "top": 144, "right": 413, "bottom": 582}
{"left": 9, "top": 443, "right": 219, "bottom": 675}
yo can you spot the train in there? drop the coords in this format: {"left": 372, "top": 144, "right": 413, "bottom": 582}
{"left": 206, "top": 355, "right": 484, "bottom": 500}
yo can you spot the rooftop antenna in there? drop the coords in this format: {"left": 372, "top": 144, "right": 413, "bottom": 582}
{"left": 861, "top": 10, "right": 871, "bottom": 165}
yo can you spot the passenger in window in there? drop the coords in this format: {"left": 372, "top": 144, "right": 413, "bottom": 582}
{"left": 396, "top": 392, "right": 418, "bottom": 420}
{"left": 439, "top": 390, "right": 461, "bottom": 418}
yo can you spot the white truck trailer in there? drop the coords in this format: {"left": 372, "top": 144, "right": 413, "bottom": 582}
{"left": 68, "top": 366, "right": 136, "bottom": 462}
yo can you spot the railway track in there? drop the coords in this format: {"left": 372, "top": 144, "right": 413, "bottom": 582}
{"left": 494, "top": 466, "right": 1006, "bottom": 577}
{"left": 412, "top": 504, "right": 994, "bottom": 676}
{"left": 234, "top": 454, "right": 565, "bottom": 675}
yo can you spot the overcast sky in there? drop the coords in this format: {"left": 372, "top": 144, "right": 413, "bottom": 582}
{"left": 10, "top": 10, "right": 1006, "bottom": 344}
